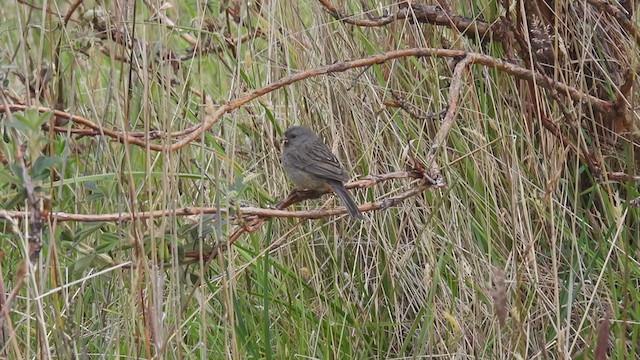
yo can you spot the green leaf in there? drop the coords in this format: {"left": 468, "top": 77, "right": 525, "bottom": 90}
{"left": 73, "top": 254, "right": 98, "bottom": 273}
{"left": 3, "top": 118, "right": 31, "bottom": 132}
{"left": 3, "top": 188, "right": 27, "bottom": 209}
{"left": 75, "top": 222, "right": 106, "bottom": 241}
{"left": 84, "top": 181, "right": 99, "bottom": 192}
{"left": 12, "top": 109, "right": 51, "bottom": 131}
{"left": 179, "top": 214, "right": 223, "bottom": 243}
{"left": 96, "top": 232, "right": 120, "bottom": 253}
{"left": 86, "top": 192, "right": 104, "bottom": 202}
{"left": 60, "top": 229, "right": 75, "bottom": 242}
{"left": 31, "top": 155, "right": 63, "bottom": 180}
{"left": 0, "top": 167, "right": 19, "bottom": 186}
{"left": 34, "top": 110, "right": 52, "bottom": 129}
{"left": 9, "top": 162, "right": 25, "bottom": 185}
{"left": 2, "top": 127, "right": 10, "bottom": 143}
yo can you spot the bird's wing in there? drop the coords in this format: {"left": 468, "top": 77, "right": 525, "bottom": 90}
{"left": 289, "top": 140, "right": 350, "bottom": 182}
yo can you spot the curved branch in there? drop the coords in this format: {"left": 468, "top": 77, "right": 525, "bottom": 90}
{"left": 0, "top": 103, "right": 157, "bottom": 148}
{"left": 0, "top": 49, "right": 614, "bottom": 152}
{"left": 170, "top": 49, "right": 613, "bottom": 152}
{"left": 16, "top": 0, "right": 81, "bottom": 24}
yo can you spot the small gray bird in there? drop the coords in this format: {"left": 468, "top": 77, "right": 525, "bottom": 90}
{"left": 282, "top": 126, "right": 362, "bottom": 219}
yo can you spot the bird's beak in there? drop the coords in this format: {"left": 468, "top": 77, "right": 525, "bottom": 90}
{"left": 282, "top": 138, "right": 289, "bottom": 146}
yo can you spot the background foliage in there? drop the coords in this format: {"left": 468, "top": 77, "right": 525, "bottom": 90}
{"left": 0, "top": 0, "right": 639, "bottom": 358}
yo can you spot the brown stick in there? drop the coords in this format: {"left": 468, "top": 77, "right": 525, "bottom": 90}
{"left": 0, "top": 48, "right": 614, "bottom": 152}
{"left": 0, "top": 170, "right": 425, "bottom": 223}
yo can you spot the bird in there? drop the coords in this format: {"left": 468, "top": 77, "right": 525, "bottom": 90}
{"left": 282, "top": 126, "right": 362, "bottom": 219}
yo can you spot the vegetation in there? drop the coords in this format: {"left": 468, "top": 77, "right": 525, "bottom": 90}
{"left": 0, "top": 0, "right": 638, "bottom": 358}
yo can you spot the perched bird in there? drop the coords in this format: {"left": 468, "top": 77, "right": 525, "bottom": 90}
{"left": 282, "top": 126, "right": 362, "bottom": 219}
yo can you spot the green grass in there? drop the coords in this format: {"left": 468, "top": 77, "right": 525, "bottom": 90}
{"left": 0, "top": 0, "right": 638, "bottom": 358}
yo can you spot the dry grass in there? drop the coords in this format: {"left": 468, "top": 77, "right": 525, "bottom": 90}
{"left": 0, "top": 0, "right": 638, "bottom": 358}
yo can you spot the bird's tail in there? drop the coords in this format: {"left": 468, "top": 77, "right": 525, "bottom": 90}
{"left": 331, "top": 182, "right": 363, "bottom": 219}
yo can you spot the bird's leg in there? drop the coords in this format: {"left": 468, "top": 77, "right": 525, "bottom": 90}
{"left": 275, "top": 188, "right": 325, "bottom": 210}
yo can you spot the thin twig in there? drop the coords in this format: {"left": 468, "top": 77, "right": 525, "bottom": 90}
{"left": 16, "top": 0, "right": 81, "bottom": 23}
{"left": 386, "top": 90, "right": 447, "bottom": 121}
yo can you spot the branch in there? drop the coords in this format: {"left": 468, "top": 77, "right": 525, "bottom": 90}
{"left": 425, "top": 56, "right": 473, "bottom": 168}
{"left": 0, "top": 170, "right": 428, "bottom": 223}
{"left": 317, "top": 1, "right": 503, "bottom": 42}
{"left": 385, "top": 90, "right": 447, "bottom": 121}
{"left": 184, "top": 176, "right": 435, "bottom": 260}
{"left": 16, "top": 0, "right": 81, "bottom": 24}
{"left": 1, "top": 48, "right": 614, "bottom": 153}
{"left": 586, "top": 0, "right": 640, "bottom": 48}
{"left": 0, "top": 91, "right": 44, "bottom": 352}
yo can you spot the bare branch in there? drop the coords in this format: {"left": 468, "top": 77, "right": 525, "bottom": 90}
{"left": 0, "top": 169, "right": 428, "bottom": 223}
{"left": 317, "top": 1, "right": 504, "bottom": 42}
{"left": 0, "top": 49, "right": 614, "bottom": 153}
